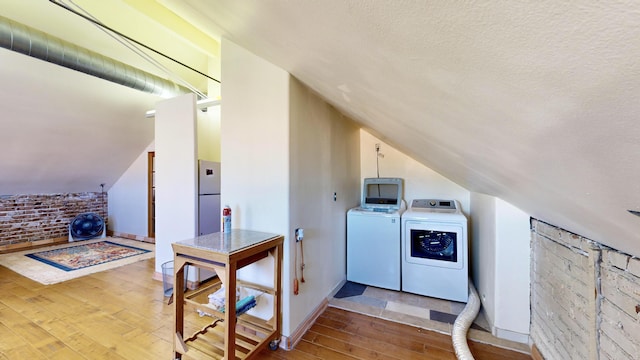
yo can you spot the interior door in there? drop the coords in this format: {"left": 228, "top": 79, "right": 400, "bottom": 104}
{"left": 147, "top": 151, "right": 155, "bottom": 239}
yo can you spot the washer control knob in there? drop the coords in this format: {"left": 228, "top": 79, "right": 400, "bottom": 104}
{"left": 429, "top": 200, "right": 437, "bottom": 206}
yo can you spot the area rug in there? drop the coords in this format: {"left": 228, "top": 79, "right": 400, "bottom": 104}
{"left": 26, "top": 240, "right": 150, "bottom": 271}
{"left": 0, "top": 237, "right": 154, "bottom": 285}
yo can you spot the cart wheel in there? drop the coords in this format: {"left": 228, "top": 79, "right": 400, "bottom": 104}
{"left": 269, "top": 340, "right": 279, "bottom": 351}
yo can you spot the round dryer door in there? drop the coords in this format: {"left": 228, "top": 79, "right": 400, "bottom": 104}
{"left": 411, "top": 229, "right": 457, "bottom": 262}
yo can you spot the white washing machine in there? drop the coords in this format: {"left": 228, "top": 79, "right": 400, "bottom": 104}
{"left": 401, "top": 199, "right": 468, "bottom": 302}
{"left": 347, "top": 177, "right": 404, "bottom": 291}
{"left": 347, "top": 208, "right": 402, "bottom": 290}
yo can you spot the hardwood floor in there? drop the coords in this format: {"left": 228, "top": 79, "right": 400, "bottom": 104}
{"left": 0, "top": 257, "right": 531, "bottom": 359}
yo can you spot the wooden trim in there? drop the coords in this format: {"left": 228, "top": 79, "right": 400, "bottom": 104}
{"left": 108, "top": 230, "right": 155, "bottom": 244}
{"left": 147, "top": 151, "right": 155, "bottom": 239}
{"left": 531, "top": 343, "right": 545, "bottom": 360}
{"left": 0, "top": 236, "right": 68, "bottom": 254}
{"left": 282, "top": 297, "right": 329, "bottom": 350}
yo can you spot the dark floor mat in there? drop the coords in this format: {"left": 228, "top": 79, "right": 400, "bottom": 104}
{"left": 430, "top": 309, "right": 458, "bottom": 324}
{"left": 334, "top": 281, "right": 367, "bottom": 298}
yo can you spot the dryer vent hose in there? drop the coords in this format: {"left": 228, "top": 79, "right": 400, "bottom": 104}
{"left": 452, "top": 279, "right": 481, "bottom": 360}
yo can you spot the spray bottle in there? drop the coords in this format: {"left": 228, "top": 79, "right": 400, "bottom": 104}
{"left": 222, "top": 205, "right": 231, "bottom": 233}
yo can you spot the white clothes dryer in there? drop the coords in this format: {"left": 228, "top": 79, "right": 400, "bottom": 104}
{"left": 401, "top": 199, "right": 468, "bottom": 302}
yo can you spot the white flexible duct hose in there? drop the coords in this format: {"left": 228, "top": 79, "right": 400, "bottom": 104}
{"left": 452, "top": 279, "right": 481, "bottom": 360}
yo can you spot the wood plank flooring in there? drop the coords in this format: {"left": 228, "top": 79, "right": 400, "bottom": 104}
{"left": 0, "top": 257, "right": 531, "bottom": 359}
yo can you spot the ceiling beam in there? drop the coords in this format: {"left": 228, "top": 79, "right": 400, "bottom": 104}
{"left": 122, "top": 0, "right": 220, "bottom": 59}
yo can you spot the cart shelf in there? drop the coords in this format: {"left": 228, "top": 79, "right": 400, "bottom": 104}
{"left": 172, "top": 230, "right": 283, "bottom": 360}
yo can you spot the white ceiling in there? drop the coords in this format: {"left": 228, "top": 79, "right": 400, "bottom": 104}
{"left": 1, "top": 1, "right": 639, "bottom": 256}
{"left": 169, "top": 1, "right": 640, "bottom": 255}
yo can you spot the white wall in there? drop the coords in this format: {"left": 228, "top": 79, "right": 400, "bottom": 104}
{"left": 494, "top": 198, "right": 531, "bottom": 340}
{"left": 220, "top": 39, "right": 291, "bottom": 329}
{"left": 360, "top": 130, "right": 470, "bottom": 213}
{"left": 471, "top": 193, "right": 498, "bottom": 329}
{"left": 154, "top": 94, "right": 198, "bottom": 272}
{"left": 197, "top": 105, "right": 221, "bottom": 162}
{"left": 471, "top": 193, "right": 531, "bottom": 343}
{"left": 198, "top": 57, "right": 222, "bottom": 162}
{"left": 221, "top": 39, "right": 360, "bottom": 340}
{"left": 361, "top": 134, "right": 531, "bottom": 342}
{"left": 289, "top": 76, "right": 360, "bottom": 335}
{"left": 108, "top": 142, "right": 154, "bottom": 236}
{"left": 220, "top": 40, "right": 289, "bottom": 233}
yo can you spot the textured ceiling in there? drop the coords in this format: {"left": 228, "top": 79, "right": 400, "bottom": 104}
{"left": 167, "top": 0, "right": 640, "bottom": 255}
{"left": 1, "top": 0, "right": 639, "bottom": 256}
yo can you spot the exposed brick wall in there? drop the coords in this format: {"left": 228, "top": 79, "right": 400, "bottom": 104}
{"left": 599, "top": 249, "right": 640, "bottom": 359}
{"left": 0, "top": 193, "right": 107, "bottom": 246}
{"left": 531, "top": 219, "right": 640, "bottom": 360}
{"left": 531, "top": 219, "right": 599, "bottom": 360}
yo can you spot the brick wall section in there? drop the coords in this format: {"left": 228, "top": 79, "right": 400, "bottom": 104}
{"left": 532, "top": 219, "right": 640, "bottom": 360}
{"left": 599, "top": 249, "right": 640, "bottom": 359}
{"left": 531, "top": 219, "right": 600, "bottom": 360}
{"left": 0, "top": 193, "right": 107, "bottom": 245}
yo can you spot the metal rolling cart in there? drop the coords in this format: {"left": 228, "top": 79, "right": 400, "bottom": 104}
{"left": 172, "top": 229, "right": 283, "bottom": 360}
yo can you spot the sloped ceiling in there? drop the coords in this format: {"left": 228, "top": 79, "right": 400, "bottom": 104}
{"left": 0, "top": 49, "right": 157, "bottom": 194}
{"left": 165, "top": 0, "right": 640, "bottom": 256}
{"left": 1, "top": 1, "right": 639, "bottom": 256}
{"left": 0, "top": 0, "right": 218, "bottom": 194}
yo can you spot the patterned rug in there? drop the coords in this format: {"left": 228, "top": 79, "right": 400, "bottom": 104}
{"left": 0, "top": 237, "right": 154, "bottom": 285}
{"left": 26, "top": 241, "right": 150, "bottom": 271}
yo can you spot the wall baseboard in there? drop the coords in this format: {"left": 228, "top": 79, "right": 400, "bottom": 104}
{"left": 493, "top": 327, "right": 530, "bottom": 344}
{"left": 0, "top": 236, "right": 67, "bottom": 254}
{"left": 531, "top": 343, "right": 544, "bottom": 360}
{"left": 281, "top": 298, "right": 329, "bottom": 350}
{"left": 108, "top": 230, "right": 154, "bottom": 244}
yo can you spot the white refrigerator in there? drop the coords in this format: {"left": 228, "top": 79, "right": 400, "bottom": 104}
{"left": 198, "top": 160, "right": 221, "bottom": 282}
{"left": 198, "top": 160, "right": 221, "bottom": 235}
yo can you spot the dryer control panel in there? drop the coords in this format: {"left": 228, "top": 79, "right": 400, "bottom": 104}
{"left": 411, "top": 199, "right": 456, "bottom": 210}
